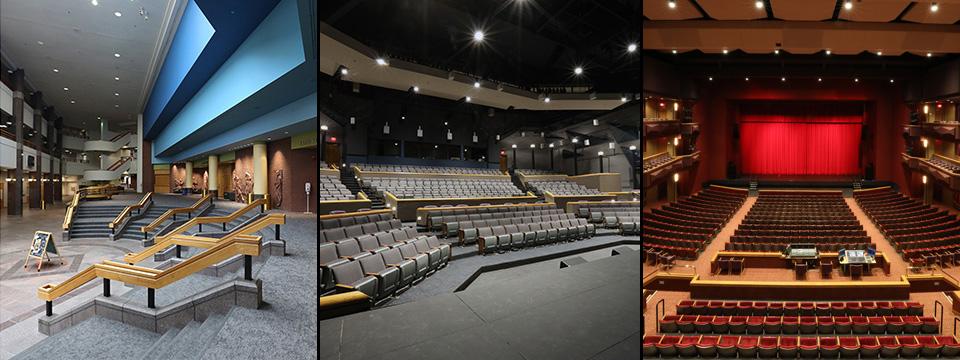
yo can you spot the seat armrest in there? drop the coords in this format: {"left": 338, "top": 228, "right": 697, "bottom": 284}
{"left": 335, "top": 284, "right": 355, "bottom": 292}
{"left": 321, "top": 258, "right": 349, "bottom": 269}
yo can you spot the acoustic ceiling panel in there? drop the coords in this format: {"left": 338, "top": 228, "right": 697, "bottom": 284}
{"left": 901, "top": 2, "right": 960, "bottom": 24}
{"left": 838, "top": 0, "right": 911, "bottom": 22}
{"left": 642, "top": 0, "right": 702, "bottom": 20}
{"left": 697, "top": 0, "right": 768, "bottom": 20}
{"left": 770, "top": 0, "right": 837, "bottom": 21}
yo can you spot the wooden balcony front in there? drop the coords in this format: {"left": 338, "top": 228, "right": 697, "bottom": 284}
{"left": 902, "top": 153, "right": 960, "bottom": 190}
{"left": 642, "top": 151, "right": 700, "bottom": 189}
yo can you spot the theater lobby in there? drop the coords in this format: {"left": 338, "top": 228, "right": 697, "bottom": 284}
{"left": 642, "top": 0, "right": 960, "bottom": 359}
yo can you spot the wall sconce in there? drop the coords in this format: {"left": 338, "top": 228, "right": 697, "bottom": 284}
{"left": 549, "top": 143, "right": 555, "bottom": 148}
{"left": 530, "top": 144, "right": 536, "bottom": 148}
{"left": 417, "top": 126, "right": 423, "bottom": 138}
{"left": 472, "top": 132, "right": 478, "bottom": 143}
{"left": 923, "top": 104, "right": 929, "bottom": 114}
{"left": 673, "top": 137, "right": 680, "bottom": 146}
{"left": 922, "top": 175, "right": 928, "bottom": 184}
{"left": 629, "top": 145, "right": 637, "bottom": 151}
{"left": 446, "top": 129, "right": 453, "bottom": 141}
{"left": 584, "top": 139, "right": 590, "bottom": 146}
{"left": 320, "top": 124, "right": 329, "bottom": 131}
{"left": 674, "top": 102, "right": 679, "bottom": 112}
{"left": 598, "top": 151, "right": 604, "bottom": 156}
{"left": 673, "top": 173, "right": 680, "bottom": 182}
{"left": 608, "top": 142, "right": 615, "bottom": 149}
{"left": 511, "top": 144, "right": 517, "bottom": 148}
{"left": 383, "top": 122, "right": 390, "bottom": 135}
{"left": 922, "top": 138, "right": 929, "bottom": 148}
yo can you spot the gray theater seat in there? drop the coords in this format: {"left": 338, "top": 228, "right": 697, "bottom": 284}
{"left": 319, "top": 243, "right": 348, "bottom": 292}
{"left": 361, "top": 223, "right": 379, "bottom": 234}
{"left": 424, "top": 236, "right": 451, "bottom": 265}
{"left": 323, "top": 228, "right": 347, "bottom": 243}
{"left": 335, "top": 239, "right": 372, "bottom": 261}
{"left": 359, "top": 254, "right": 400, "bottom": 301}
{"left": 399, "top": 243, "right": 429, "bottom": 279}
{"left": 412, "top": 238, "right": 442, "bottom": 270}
{"left": 331, "top": 261, "right": 378, "bottom": 299}
{"left": 357, "top": 235, "right": 388, "bottom": 254}
{"left": 344, "top": 224, "right": 364, "bottom": 239}
{"left": 381, "top": 248, "right": 417, "bottom": 289}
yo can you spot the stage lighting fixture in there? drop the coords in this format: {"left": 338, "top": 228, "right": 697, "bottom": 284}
{"left": 474, "top": 81, "right": 481, "bottom": 88}
{"left": 923, "top": 175, "right": 928, "bottom": 184}
{"left": 544, "top": 97, "right": 550, "bottom": 103}
{"left": 629, "top": 145, "right": 637, "bottom": 151}
{"left": 465, "top": 96, "right": 472, "bottom": 102}
{"left": 673, "top": 173, "right": 680, "bottom": 182}
{"left": 826, "top": 50, "right": 831, "bottom": 55}
{"left": 928, "top": 52, "right": 933, "bottom": 57}
{"left": 774, "top": 49, "right": 779, "bottom": 54}
{"left": 574, "top": 66, "right": 583, "bottom": 75}
{"left": 722, "top": 49, "right": 729, "bottom": 54}
{"left": 627, "top": 43, "right": 637, "bottom": 53}
{"left": 511, "top": 144, "right": 517, "bottom": 148}
{"left": 671, "top": 50, "right": 677, "bottom": 54}
{"left": 924, "top": 104, "right": 929, "bottom": 114}
{"left": 593, "top": 119, "right": 599, "bottom": 126}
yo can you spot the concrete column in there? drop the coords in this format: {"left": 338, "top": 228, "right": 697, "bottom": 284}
{"left": 208, "top": 155, "right": 219, "bottom": 197}
{"left": 30, "top": 93, "right": 43, "bottom": 209}
{"left": 137, "top": 114, "right": 144, "bottom": 193}
{"left": 7, "top": 69, "right": 24, "bottom": 215}
{"left": 184, "top": 161, "right": 193, "bottom": 190}
{"left": 100, "top": 119, "right": 108, "bottom": 141}
{"left": 252, "top": 142, "right": 267, "bottom": 197}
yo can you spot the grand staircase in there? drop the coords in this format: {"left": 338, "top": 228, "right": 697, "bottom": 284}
{"left": 69, "top": 204, "right": 128, "bottom": 240}
{"left": 115, "top": 205, "right": 175, "bottom": 242}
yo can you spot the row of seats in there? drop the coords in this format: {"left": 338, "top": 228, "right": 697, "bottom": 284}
{"left": 929, "top": 157, "right": 960, "bottom": 173}
{"left": 619, "top": 216, "right": 640, "bottom": 235}
{"left": 431, "top": 208, "right": 564, "bottom": 237}
{"left": 643, "top": 334, "right": 960, "bottom": 358}
{"left": 471, "top": 218, "right": 596, "bottom": 254}
{"left": 421, "top": 203, "right": 555, "bottom": 230}
{"left": 320, "top": 219, "right": 403, "bottom": 243}
{"left": 354, "top": 163, "right": 502, "bottom": 175}
{"left": 642, "top": 187, "right": 748, "bottom": 259}
{"left": 599, "top": 211, "right": 643, "bottom": 228}
{"left": 577, "top": 205, "right": 642, "bottom": 220}
{"left": 320, "top": 234, "right": 450, "bottom": 300}
{"left": 364, "top": 177, "right": 524, "bottom": 199}
{"left": 320, "top": 212, "right": 393, "bottom": 230}
{"left": 458, "top": 213, "right": 578, "bottom": 244}
{"left": 730, "top": 192, "right": 869, "bottom": 252}
{"left": 658, "top": 315, "right": 939, "bottom": 335}
{"left": 317, "top": 174, "right": 354, "bottom": 201}
{"left": 516, "top": 168, "right": 563, "bottom": 175}
{"left": 725, "top": 241, "right": 871, "bottom": 252}
{"left": 855, "top": 188, "right": 960, "bottom": 261}
{"left": 677, "top": 300, "right": 923, "bottom": 316}
{"left": 527, "top": 180, "right": 601, "bottom": 196}
{"left": 644, "top": 153, "right": 674, "bottom": 171}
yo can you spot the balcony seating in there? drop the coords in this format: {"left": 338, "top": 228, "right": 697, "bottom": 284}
{"left": 928, "top": 157, "right": 960, "bottom": 173}
{"left": 320, "top": 212, "right": 393, "bottom": 230}
{"left": 516, "top": 168, "right": 564, "bottom": 175}
{"left": 423, "top": 203, "right": 556, "bottom": 231}
{"left": 317, "top": 174, "right": 355, "bottom": 201}
{"left": 363, "top": 177, "right": 524, "bottom": 199}
{"left": 435, "top": 208, "right": 564, "bottom": 238}
{"left": 644, "top": 153, "right": 674, "bottom": 171}
{"left": 526, "top": 180, "right": 601, "bottom": 196}
{"left": 321, "top": 219, "right": 403, "bottom": 243}
{"left": 643, "top": 334, "right": 960, "bottom": 358}
{"left": 354, "top": 163, "right": 502, "bottom": 175}
{"left": 577, "top": 203, "right": 643, "bottom": 219}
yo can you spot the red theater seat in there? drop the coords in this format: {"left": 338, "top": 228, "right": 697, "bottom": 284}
{"left": 737, "top": 301, "right": 752, "bottom": 315}
{"left": 846, "top": 301, "right": 862, "bottom": 315}
{"left": 656, "top": 335, "right": 681, "bottom": 357}
{"left": 884, "top": 316, "right": 904, "bottom": 334}
{"left": 784, "top": 302, "right": 800, "bottom": 316}
{"left": 721, "top": 301, "right": 737, "bottom": 315}
{"left": 677, "top": 300, "right": 693, "bottom": 314}
{"left": 694, "top": 315, "right": 713, "bottom": 333}
{"left": 746, "top": 316, "right": 764, "bottom": 334}
{"left": 876, "top": 301, "right": 892, "bottom": 316}
{"left": 834, "top": 316, "right": 852, "bottom": 334}
{"left": 800, "top": 302, "right": 815, "bottom": 316}
{"left": 692, "top": 300, "right": 708, "bottom": 314}
{"left": 851, "top": 316, "right": 869, "bottom": 334}
{"left": 717, "top": 335, "right": 739, "bottom": 358}
{"left": 677, "top": 315, "right": 696, "bottom": 333}
{"left": 711, "top": 316, "right": 729, "bottom": 333}
{"left": 903, "top": 315, "right": 922, "bottom": 333}
{"left": 707, "top": 301, "right": 723, "bottom": 314}
{"left": 752, "top": 301, "right": 768, "bottom": 316}
{"left": 898, "top": 335, "right": 921, "bottom": 358}
{"left": 861, "top": 301, "right": 878, "bottom": 316}
{"left": 643, "top": 335, "right": 661, "bottom": 357}
{"left": 696, "top": 335, "right": 719, "bottom": 358}
{"left": 782, "top": 316, "right": 799, "bottom": 334}
{"left": 868, "top": 316, "right": 886, "bottom": 334}
{"left": 768, "top": 301, "right": 784, "bottom": 316}
{"left": 799, "top": 316, "right": 818, "bottom": 334}
{"left": 799, "top": 337, "right": 819, "bottom": 358}
{"left": 816, "top": 302, "right": 831, "bottom": 316}
{"left": 659, "top": 315, "right": 680, "bottom": 333}
{"left": 779, "top": 336, "right": 799, "bottom": 358}
{"left": 763, "top": 316, "right": 781, "bottom": 334}
{"left": 831, "top": 302, "right": 846, "bottom": 316}
{"left": 859, "top": 336, "right": 880, "bottom": 358}
{"left": 729, "top": 316, "right": 747, "bottom": 334}
{"left": 921, "top": 316, "right": 939, "bottom": 334}
{"left": 936, "top": 335, "right": 960, "bottom": 357}
{"left": 820, "top": 336, "right": 840, "bottom": 358}
{"left": 758, "top": 336, "right": 779, "bottom": 358}
{"left": 736, "top": 336, "right": 759, "bottom": 358}
{"left": 676, "top": 335, "right": 700, "bottom": 357}
{"left": 839, "top": 337, "right": 859, "bottom": 358}
{"left": 917, "top": 335, "right": 942, "bottom": 358}
{"left": 818, "top": 316, "right": 835, "bottom": 334}
{"left": 878, "top": 336, "right": 900, "bottom": 358}
{"left": 907, "top": 301, "right": 923, "bottom": 316}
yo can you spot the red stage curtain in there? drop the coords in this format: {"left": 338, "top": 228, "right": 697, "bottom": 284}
{"left": 739, "top": 103, "right": 863, "bottom": 176}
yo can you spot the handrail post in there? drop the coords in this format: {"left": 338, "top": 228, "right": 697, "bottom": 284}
{"left": 147, "top": 288, "right": 155, "bottom": 308}
{"left": 936, "top": 300, "right": 944, "bottom": 334}
{"left": 955, "top": 317, "right": 959, "bottom": 338}
{"left": 655, "top": 298, "right": 665, "bottom": 333}
{"left": 175, "top": 245, "right": 182, "bottom": 258}
{"left": 223, "top": 223, "right": 226, "bottom": 231}
{"left": 103, "top": 279, "right": 111, "bottom": 297}
{"left": 275, "top": 224, "right": 280, "bottom": 240}
{"left": 199, "top": 223, "right": 202, "bottom": 232}
{"left": 244, "top": 255, "right": 252, "bottom": 280}
{"left": 46, "top": 301, "right": 52, "bottom": 316}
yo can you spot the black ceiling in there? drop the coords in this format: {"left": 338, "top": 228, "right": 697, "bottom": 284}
{"left": 321, "top": 0, "right": 641, "bottom": 93}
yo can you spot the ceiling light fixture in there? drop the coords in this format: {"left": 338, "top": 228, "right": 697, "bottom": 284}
{"left": 63, "top": 87, "right": 69, "bottom": 91}
{"left": 114, "top": 76, "right": 120, "bottom": 81}
{"left": 722, "top": 49, "right": 729, "bottom": 54}
{"left": 781, "top": 77, "right": 786, "bottom": 82}
{"left": 844, "top": 0, "right": 853, "bottom": 10}
{"left": 473, "top": 81, "right": 480, "bottom": 88}
{"left": 114, "top": 53, "right": 120, "bottom": 58}
{"left": 877, "top": 51, "right": 882, "bottom": 56}
{"left": 708, "top": 76, "right": 713, "bottom": 81}
{"left": 671, "top": 49, "right": 677, "bottom": 54}
{"left": 544, "top": 97, "right": 551, "bottom": 103}
{"left": 745, "top": 77, "right": 750, "bottom": 81}
{"left": 37, "top": 41, "right": 44, "bottom": 46}
{"left": 667, "top": 0, "right": 676, "bottom": 9}
{"left": 91, "top": 0, "right": 98, "bottom": 5}
{"left": 473, "top": 30, "right": 485, "bottom": 42}
{"left": 825, "top": 49, "right": 831, "bottom": 55}
{"left": 412, "top": 85, "right": 419, "bottom": 93}
{"left": 114, "top": 11, "right": 122, "bottom": 17}
{"left": 927, "top": 52, "right": 933, "bottom": 57}
{"left": 890, "top": 79, "right": 895, "bottom": 83}
{"left": 931, "top": 2, "right": 939, "bottom": 12}
{"left": 52, "top": 68, "right": 59, "bottom": 73}
{"left": 574, "top": 66, "right": 583, "bottom": 75}
{"left": 465, "top": 96, "right": 472, "bottom": 102}
{"left": 854, "top": 78, "right": 859, "bottom": 82}
{"left": 70, "top": 100, "right": 76, "bottom": 104}
{"left": 774, "top": 49, "right": 779, "bottom": 54}
{"left": 375, "top": 58, "right": 388, "bottom": 66}
{"left": 114, "top": 92, "right": 119, "bottom": 96}
{"left": 818, "top": 77, "right": 822, "bottom": 82}
{"left": 340, "top": 67, "right": 348, "bottom": 75}
{"left": 627, "top": 43, "right": 637, "bottom": 53}
{"left": 755, "top": 0, "right": 764, "bottom": 9}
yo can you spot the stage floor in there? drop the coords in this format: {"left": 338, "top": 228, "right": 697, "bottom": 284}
{"left": 320, "top": 250, "right": 642, "bottom": 360}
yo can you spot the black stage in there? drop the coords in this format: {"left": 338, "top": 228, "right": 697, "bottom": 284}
{"left": 319, "top": 250, "right": 642, "bottom": 360}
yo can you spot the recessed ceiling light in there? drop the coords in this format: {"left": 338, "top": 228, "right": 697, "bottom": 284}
{"left": 114, "top": 93, "right": 119, "bottom": 96}
{"left": 97, "top": 116, "right": 101, "bottom": 120}
{"left": 627, "top": 43, "right": 637, "bottom": 53}
{"left": 114, "top": 76, "right": 120, "bottom": 81}
{"left": 668, "top": 0, "right": 676, "bottom": 9}
{"left": 574, "top": 66, "right": 583, "bottom": 75}
{"left": 52, "top": 68, "right": 59, "bottom": 73}
{"left": 854, "top": 78, "right": 859, "bottom": 82}
{"left": 931, "top": 2, "right": 939, "bottom": 12}
{"left": 890, "top": 79, "right": 895, "bottom": 83}
{"left": 708, "top": 77, "right": 713, "bottom": 81}
{"left": 745, "top": 77, "right": 750, "bottom": 81}
{"left": 473, "top": 30, "right": 485, "bottom": 42}
{"left": 63, "top": 87, "right": 69, "bottom": 91}
{"left": 844, "top": 0, "right": 853, "bottom": 10}
{"left": 114, "top": 11, "right": 122, "bottom": 17}
{"left": 818, "top": 77, "right": 822, "bottom": 82}
{"left": 91, "top": 0, "right": 98, "bottom": 5}
{"left": 36, "top": 41, "right": 44, "bottom": 46}
{"left": 781, "top": 77, "right": 786, "bottom": 82}
{"left": 70, "top": 100, "right": 76, "bottom": 104}
{"left": 114, "top": 53, "right": 120, "bottom": 58}
{"left": 114, "top": 104, "right": 119, "bottom": 108}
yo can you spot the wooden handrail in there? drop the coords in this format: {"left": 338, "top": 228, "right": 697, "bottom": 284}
{"left": 127, "top": 199, "right": 270, "bottom": 264}
{"left": 109, "top": 192, "right": 152, "bottom": 229}
{"left": 141, "top": 194, "right": 213, "bottom": 233}
{"left": 62, "top": 194, "right": 81, "bottom": 230}
{"left": 38, "top": 233, "right": 263, "bottom": 303}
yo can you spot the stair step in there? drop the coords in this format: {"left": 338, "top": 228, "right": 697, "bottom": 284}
{"left": 138, "top": 327, "right": 180, "bottom": 360}
{"left": 169, "top": 314, "right": 228, "bottom": 360}
{"left": 140, "top": 321, "right": 200, "bottom": 360}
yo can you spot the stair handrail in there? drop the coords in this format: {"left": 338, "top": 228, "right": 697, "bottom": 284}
{"left": 109, "top": 130, "right": 132, "bottom": 142}
{"left": 109, "top": 192, "right": 153, "bottom": 230}
{"left": 61, "top": 193, "right": 82, "bottom": 230}
{"left": 128, "top": 199, "right": 267, "bottom": 264}
{"left": 38, "top": 233, "right": 263, "bottom": 313}
{"left": 106, "top": 156, "right": 132, "bottom": 171}
{"left": 141, "top": 194, "right": 213, "bottom": 234}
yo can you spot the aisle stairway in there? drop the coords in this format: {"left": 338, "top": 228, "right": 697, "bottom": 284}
{"left": 340, "top": 166, "right": 362, "bottom": 195}
{"left": 69, "top": 205, "right": 128, "bottom": 240}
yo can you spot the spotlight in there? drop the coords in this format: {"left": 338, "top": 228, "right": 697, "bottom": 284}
{"left": 574, "top": 66, "right": 583, "bottom": 75}
{"left": 877, "top": 51, "right": 882, "bottom": 56}
{"left": 627, "top": 43, "right": 637, "bottom": 53}
{"left": 781, "top": 77, "right": 786, "bottom": 82}
{"left": 668, "top": 0, "right": 676, "bottom": 9}
{"left": 890, "top": 79, "right": 894, "bottom": 83}
{"left": 340, "top": 67, "right": 348, "bottom": 75}
{"left": 755, "top": 0, "right": 763, "bottom": 9}
{"left": 511, "top": 144, "right": 517, "bottom": 148}
{"left": 549, "top": 143, "right": 555, "bottom": 148}
{"left": 412, "top": 86, "right": 419, "bottom": 93}
{"left": 375, "top": 58, "right": 388, "bottom": 66}
{"left": 320, "top": 125, "right": 329, "bottom": 131}
{"left": 854, "top": 78, "right": 859, "bottom": 82}
{"left": 745, "top": 77, "right": 749, "bottom": 81}
{"left": 473, "top": 30, "right": 485, "bottom": 42}
{"left": 844, "top": 0, "right": 852, "bottom": 10}
{"left": 708, "top": 76, "right": 713, "bottom": 81}
{"left": 818, "top": 77, "right": 822, "bottom": 82}
{"left": 629, "top": 145, "right": 637, "bottom": 151}
{"left": 465, "top": 96, "right": 472, "bottom": 102}
{"left": 931, "top": 2, "right": 939, "bottom": 12}
{"left": 620, "top": 96, "right": 628, "bottom": 102}
{"left": 530, "top": 144, "right": 536, "bottom": 148}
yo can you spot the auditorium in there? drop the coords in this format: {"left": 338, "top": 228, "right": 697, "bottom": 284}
{"left": 0, "top": 0, "right": 644, "bottom": 359}
{"left": 643, "top": 0, "right": 960, "bottom": 359}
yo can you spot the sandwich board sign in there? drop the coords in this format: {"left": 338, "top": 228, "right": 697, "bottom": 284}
{"left": 24, "top": 231, "right": 63, "bottom": 272}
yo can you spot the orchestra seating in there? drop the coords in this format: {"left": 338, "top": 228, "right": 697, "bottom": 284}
{"left": 527, "top": 180, "right": 602, "bottom": 196}
{"left": 643, "top": 334, "right": 960, "bottom": 358}
{"left": 575, "top": 202, "right": 642, "bottom": 218}
{"left": 363, "top": 177, "right": 525, "bottom": 199}
{"left": 854, "top": 188, "right": 960, "bottom": 264}
{"left": 318, "top": 174, "right": 355, "bottom": 201}
{"left": 644, "top": 152, "right": 674, "bottom": 171}
{"left": 643, "top": 186, "right": 747, "bottom": 260}
{"left": 319, "top": 212, "right": 451, "bottom": 298}
{"left": 516, "top": 168, "right": 564, "bottom": 175}
{"left": 674, "top": 300, "right": 924, "bottom": 316}
{"left": 354, "top": 163, "right": 502, "bottom": 175}
{"left": 727, "top": 192, "right": 871, "bottom": 252}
